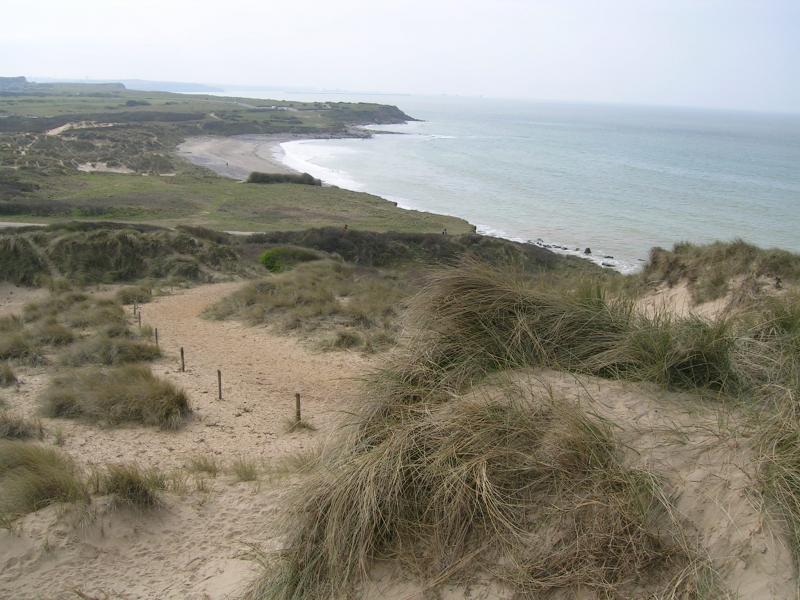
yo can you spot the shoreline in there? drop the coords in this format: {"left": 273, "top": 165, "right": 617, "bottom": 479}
{"left": 178, "top": 130, "right": 636, "bottom": 273}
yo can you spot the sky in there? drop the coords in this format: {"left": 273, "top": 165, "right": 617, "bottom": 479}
{"left": 3, "top": 0, "right": 799, "bottom": 113}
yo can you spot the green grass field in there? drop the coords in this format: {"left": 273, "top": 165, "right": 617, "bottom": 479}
{"left": 2, "top": 171, "right": 472, "bottom": 233}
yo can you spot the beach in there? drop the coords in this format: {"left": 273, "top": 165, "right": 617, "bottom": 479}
{"left": 178, "top": 135, "right": 298, "bottom": 180}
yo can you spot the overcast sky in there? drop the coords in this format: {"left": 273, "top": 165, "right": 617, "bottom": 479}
{"left": 3, "top": 0, "right": 799, "bottom": 112}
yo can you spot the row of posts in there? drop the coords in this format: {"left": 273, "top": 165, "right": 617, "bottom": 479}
{"left": 132, "top": 304, "right": 304, "bottom": 423}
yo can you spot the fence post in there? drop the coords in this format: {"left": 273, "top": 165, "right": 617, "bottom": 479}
{"left": 154, "top": 328, "right": 159, "bottom": 348}
{"left": 180, "top": 347, "right": 185, "bottom": 372}
{"left": 218, "top": 370, "right": 223, "bottom": 400}
{"left": 295, "top": 393, "right": 301, "bottom": 423}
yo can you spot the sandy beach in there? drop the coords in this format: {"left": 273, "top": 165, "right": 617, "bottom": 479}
{"left": 178, "top": 135, "right": 299, "bottom": 180}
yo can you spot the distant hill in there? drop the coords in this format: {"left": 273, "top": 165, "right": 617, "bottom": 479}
{"left": 30, "top": 77, "right": 223, "bottom": 93}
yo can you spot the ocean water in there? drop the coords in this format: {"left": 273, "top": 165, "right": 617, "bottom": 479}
{"left": 222, "top": 91, "right": 800, "bottom": 272}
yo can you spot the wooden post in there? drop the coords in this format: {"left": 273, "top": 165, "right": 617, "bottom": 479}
{"left": 154, "top": 328, "right": 159, "bottom": 348}
{"left": 133, "top": 301, "right": 137, "bottom": 316}
{"left": 180, "top": 347, "right": 185, "bottom": 372}
{"left": 137, "top": 311, "right": 142, "bottom": 328}
{"left": 217, "top": 370, "right": 223, "bottom": 400}
{"left": 295, "top": 393, "right": 301, "bottom": 423}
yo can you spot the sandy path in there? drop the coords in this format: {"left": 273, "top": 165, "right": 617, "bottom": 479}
{"left": 0, "top": 281, "right": 371, "bottom": 599}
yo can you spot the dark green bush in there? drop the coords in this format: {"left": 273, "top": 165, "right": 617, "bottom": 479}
{"left": 247, "top": 171, "right": 321, "bottom": 186}
{"left": 260, "top": 246, "right": 323, "bottom": 272}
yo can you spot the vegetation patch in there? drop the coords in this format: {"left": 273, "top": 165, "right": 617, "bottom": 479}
{"left": 0, "top": 413, "right": 44, "bottom": 440}
{"left": 61, "top": 334, "right": 161, "bottom": 367}
{"left": 186, "top": 455, "right": 220, "bottom": 477}
{"left": 40, "top": 365, "right": 191, "bottom": 429}
{"left": 94, "top": 463, "right": 166, "bottom": 508}
{"left": 0, "top": 363, "right": 16, "bottom": 387}
{"left": 116, "top": 285, "right": 153, "bottom": 305}
{"left": 247, "top": 171, "right": 321, "bottom": 186}
{"left": 0, "top": 441, "right": 88, "bottom": 519}
{"left": 207, "top": 260, "right": 406, "bottom": 350}
{"left": 260, "top": 246, "right": 324, "bottom": 273}
{"left": 231, "top": 457, "right": 260, "bottom": 482}
{"left": 642, "top": 239, "right": 800, "bottom": 304}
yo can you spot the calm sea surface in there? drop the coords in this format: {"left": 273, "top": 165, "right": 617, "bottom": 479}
{"left": 218, "top": 91, "right": 800, "bottom": 272}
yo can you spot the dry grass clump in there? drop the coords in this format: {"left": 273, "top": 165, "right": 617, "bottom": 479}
{"left": 187, "top": 455, "right": 220, "bottom": 476}
{"left": 31, "top": 320, "right": 76, "bottom": 346}
{"left": 206, "top": 260, "right": 406, "bottom": 350}
{"left": 231, "top": 457, "right": 260, "bottom": 482}
{"left": 40, "top": 365, "right": 191, "bottom": 429}
{"left": 0, "top": 363, "right": 16, "bottom": 387}
{"left": 60, "top": 334, "right": 161, "bottom": 366}
{"left": 0, "top": 413, "right": 43, "bottom": 440}
{"left": 249, "top": 392, "right": 683, "bottom": 600}
{"left": 642, "top": 239, "right": 800, "bottom": 304}
{"left": 0, "top": 333, "right": 44, "bottom": 365}
{"left": 93, "top": 463, "right": 166, "bottom": 508}
{"left": 0, "top": 441, "right": 88, "bottom": 519}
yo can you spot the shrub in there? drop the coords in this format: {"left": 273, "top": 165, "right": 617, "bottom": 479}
{"left": 40, "top": 365, "right": 191, "bottom": 429}
{"left": 0, "top": 363, "right": 16, "bottom": 387}
{"left": 0, "top": 441, "right": 88, "bottom": 518}
{"left": 260, "top": 246, "right": 323, "bottom": 273}
{"left": 0, "top": 413, "right": 43, "bottom": 440}
{"left": 247, "top": 171, "right": 322, "bottom": 186}
{"left": 96, "top": 463, "right": 166, "bottom": 508}
{"left": 61, "top": 335, "right": 161, "bottom": 366}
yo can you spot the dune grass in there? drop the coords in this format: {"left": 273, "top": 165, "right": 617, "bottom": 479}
{"left": 60, "top": 334, "right": 161, "bottom": 366}
{"left": 0, "top": 413, "right": 44, "bottom": 440}
{"left": 93, "top": 463, "right": 166, "bottom": 508}
{"left": 40, "top": 365, "right": 191, "bottom": 429}
{"left": 642, "top": 239, "right": 800, "bottom": 304}
{"left": 0, "top": 333, "right": 44, "bottom": 365}
{"left": 0, "top": 441, "right": 88, "bottom": 519}
{"left": 186, "top": 455, "right": 220, "bottom": 477}
{"left": 0, "top": 363, "right": 16, "bottom": 387}
{"left": 247, "top": 391, "right": 688, "bottom": 599}
{"left": 116, "top": 285, "right": 153, "bottom": 305}
{"left": 206, "top": 260, "right": 407, "bottom": 350}
{"left": 231, "top": 457, "right": 260, "bottom": 482}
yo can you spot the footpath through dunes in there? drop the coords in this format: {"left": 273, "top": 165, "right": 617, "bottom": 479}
{"left": 0, "top": 282, "right": 372, "bottom": 600}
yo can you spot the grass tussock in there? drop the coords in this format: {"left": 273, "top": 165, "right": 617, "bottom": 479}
{"left": 206, "top": 260, "right": 407, "bottom": 350}
{"left": 0, "top": 362, "right": 16, "bottom": 387}
{"left": 60, "top": 334, "right": 161, "bottom": 366}
{"left": 231, "top": 457, "right": 260, "bottom": 482}
{"left": 249, "top": 392, "right": 684, "bottom": 599}
{"left": 40, "top": 365, "right": 191, "bottom": 429}
{"left": 94, "top": 463, "right": 166, "bottom": 508}
{"left": 0, "top": 413, "right": 44, "bottom": 440}
{"left": 0, "top": 441, "right": 88, "bottom": 519}
{"left": 186, "top": 455, "right": 220, "bottom": 476}
{"left": 642, "top": 239, "right": 800, "bottom": 304}
{"left": 0, "top": 333, "right": 44, "bottom": 365}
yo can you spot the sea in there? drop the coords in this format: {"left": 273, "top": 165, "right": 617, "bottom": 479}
{"left": 216, "top": 91, "right": 800, "bottom": 273}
